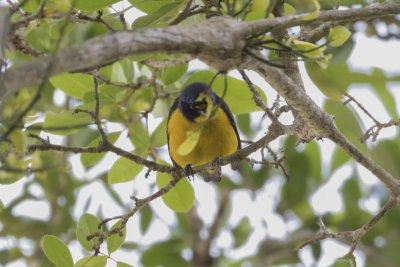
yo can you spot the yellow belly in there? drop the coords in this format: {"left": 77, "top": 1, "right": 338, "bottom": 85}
{"left": 168, "top": 108, "right": 238, "bottom": 168}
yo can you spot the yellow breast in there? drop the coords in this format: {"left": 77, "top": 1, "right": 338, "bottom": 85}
{"left": 168, "top": 108, "right": 238, "bottom": 168}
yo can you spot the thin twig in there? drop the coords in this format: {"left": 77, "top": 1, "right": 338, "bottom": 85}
{"left": 239, "top": 70, "right": 279, "bottom": 122}
{"left": 141, "top": 69, "right": 159, "bottom": 117}
{"left": 361, "top": 119, "right": 400, "bottom": 143}
{"left": 169, "top": 0, "right": 194, "bottom": 25}
{"left": 344, "top": 92, "right": 400, "bottom": 142}
{"left": 119, "top": 13, "right": 127, "bottom": 31}
{"left": 233, "top": 0, "right": 252, "bottom": 17}
{"left": 296, "top": 199, "right": 397, "bottom": 252}
{"left": 77, "top": 11, "right": 116, "bottom": 32}
{"left": 243, "top": 48, "right": 285, "bottom": 68}
{"left": 344, "top": 92, "right": 379, "bottom": 124}
{"left": 90, "top": 71, "right": 143, "bottom": 89}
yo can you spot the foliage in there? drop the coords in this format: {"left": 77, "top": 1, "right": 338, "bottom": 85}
{"left": 1, "top": 0, "right": 400, "bottom": 266}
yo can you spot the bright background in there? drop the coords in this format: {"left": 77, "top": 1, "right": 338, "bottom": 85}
{"left": 1, "top": 1, "right": 400, "bottom": 266}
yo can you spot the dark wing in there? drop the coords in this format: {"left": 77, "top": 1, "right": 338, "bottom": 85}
{"left": 216, "top": 95, "right": 241, "bottom": 171}
{"left": 217, "top": 95, "right": 241, "bottom": 149}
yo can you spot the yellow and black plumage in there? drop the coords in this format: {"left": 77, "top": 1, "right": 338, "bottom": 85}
{"left": 167, "top": 82, "right": 241, "bottom": 182}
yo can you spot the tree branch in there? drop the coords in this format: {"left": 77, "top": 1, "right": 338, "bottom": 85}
{"left": 241, "top": 56, "right": 400, "bottom": 199}
{"left": 28, "top": 119, "right": 284, "bottom": 178}
{"left": 296, "top": 199, "right": 397, "bottom": 253}
{"left": 3, "top": 2, "right": 400, "bottom": 101}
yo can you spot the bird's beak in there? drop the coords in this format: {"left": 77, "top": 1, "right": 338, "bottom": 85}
{"left": 199, "top": 109, "right": 207, "bottom": 116}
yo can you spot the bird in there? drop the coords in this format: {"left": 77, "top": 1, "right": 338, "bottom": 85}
{"left": 167, "top": 82, "right": 241, "bottom": 182}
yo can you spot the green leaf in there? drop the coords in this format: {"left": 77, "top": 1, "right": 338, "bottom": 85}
{"left": 81, "top": 132, "right": 121, "bottom": 168}
{"left": 305, "top": 62, "right": 344, "bottom": 100}
{"left": 50, "top": 73, "right": 93, "bottom": 100}
{"left": 159, "top": 63, "right": 188, "bottom": 85}
{"left": 110, "top": 59, "right": 134, "bottom": 84}
{"left": 141, "top": 239, "right": 187, "bottom": 266}
{"left": 291, "top": 40, "right": 326, "bottom": 59}
{"left": 151, "top": 119, "right": 168, "bottom": 147}
{"left": 108, "top": 156, "right": 143, "bottom": 184}
{"left": 238, "top": 162, "right": 270, "bottom": 191}
{"left": 131, "top": 1, "right": 184, "bottom": 29}
{"left": 0, "top": 162, "right": 28, "bottom": 184}
{"left": 251, "top": 0, "right": 269, "bottom": 12}
{"left": 177, "top": 129, "right": 201, "bottom": 156}
{"left": 47, "top": 0, "right": 72, "bottom": 12}
{"left": 43, "top": 110, "right": 92, "bottom": 135}
{"left": 9, "top": 129, "right": 27, "bottom": 152}
{"left": 279, "top": 137, "right": 314, "bottom": 220}
{"left": 291, "top": 39, "right": 329, "bottom": 68}
{"left": 129, "top": 0, "right": 170, "bottom": 14}
{"left": 99, "top": 84, "right": 126, "bottom": 100}
{"left": 0, "top": 199, "right": 3, "bottom": 212}
{"left": 107, "top": 220, "right": 127, "bottom": 255}
{"left": 324, "top": 100, "right": 367, "bottom": 153}
{"left": 331, "top": 147, "right": 351, "bottom": 173}
{"left": 284, "top": 3, "right": 296, "bottom": 16}
{"left": 117, "top": 262, "right": 134, "bottom": 267}
{"left": 184, "top": 70, "right": 267, "bottom": 114}
{"left": 282, "top": 151, "right": 309, "bottom": 206}
{"left": 42, "top": 235, "right": 73, "bottom": 267}
{"left": 73, "top": 0, "right": 121, "bottom": 11}
{"left": 232, "top": 217, "right": 252, "bottom": 248}
{"left": 127, "top": 87, "right": 153, "bottom": 113}
{"left": 83, "top": 91, "right": 115, "bottom": 111}
{"left": 140, "top": 205, "right": 153, "bottom": 233}
{"left": 301, "top": 0, "right": 320, "bottom": 20}
{"left": 129, "top": 121, "right": 149, "bottom": 150}
{"left": 20, "top": 0, "right": 41, "bottom": 13}
{"left": 70, "top": 128, "right": 99, "bottom": 148}
{"left": 153, "top": 98, "right": 172, "bottom": 118}
{"left": 372, "top": 140, "right": 400, "bottom": 178}
{"left": 0, "top": 152, "right": 29, "bottom": 183}
{"left": 304, "top": 141, "right": 322, "bottom": 183}
{"left": 369, "top": 68, "right": 398, "bottom": 120}
{"left": 76, "top": 213, "right": 102, "bottom": 251}
{"left": 236, "top": 113, "right": 252, "bottom": 139}
{"left": 328, "top": 26, "right": 351, "bottom": 47}
{"left": 245, "top": 11, "right": 267, "bottom": 21}
{"left": 330, "top": 254, "right": 356, "bottom": 267}
{"left": 157, "top": 172, "right": 195, "bottom": 212}
{"left": 74, "top": 256, "right": 107, "bottom": 267}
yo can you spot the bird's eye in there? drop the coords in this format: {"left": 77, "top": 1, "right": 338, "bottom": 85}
{"left": 194, "top": 103, "right": 207, "bottom": 110}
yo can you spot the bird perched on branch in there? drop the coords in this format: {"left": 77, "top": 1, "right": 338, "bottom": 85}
{"left": 167, "top": 82, "right": 240, "bottom": 182}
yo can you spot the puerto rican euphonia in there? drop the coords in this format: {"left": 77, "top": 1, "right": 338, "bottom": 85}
{"left": 167, "top": 82, "right": 240, "bottom": 182}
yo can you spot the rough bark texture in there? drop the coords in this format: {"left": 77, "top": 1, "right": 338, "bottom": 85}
{"left": 3, "top": 2, "right": 400, "bottom": 100}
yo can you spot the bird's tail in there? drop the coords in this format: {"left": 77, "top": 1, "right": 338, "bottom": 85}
{"left": 202, "top": 167, "right": 221, "bottom": 182}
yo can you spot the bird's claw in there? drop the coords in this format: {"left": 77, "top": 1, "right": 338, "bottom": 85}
{"left": 184, "top": 164, "right": 195, "bottom": 181}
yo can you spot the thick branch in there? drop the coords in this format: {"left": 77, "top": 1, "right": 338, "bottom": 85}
{"left": 1, "top": 16, "right": 244, "bottom": 101}
{"left": 2, "top": 2, "right": 400, "bottom": 101}
{"left": 240, "top": 56, "right": 400, "bottom": 198}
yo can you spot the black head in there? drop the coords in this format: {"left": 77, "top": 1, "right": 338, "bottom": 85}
{"left": 178, "top": 82, "right": 218, "bottom": 122}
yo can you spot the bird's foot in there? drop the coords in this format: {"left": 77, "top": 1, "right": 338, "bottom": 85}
{"left": 184, "top": 164, "right": 195, "bottom": 181}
